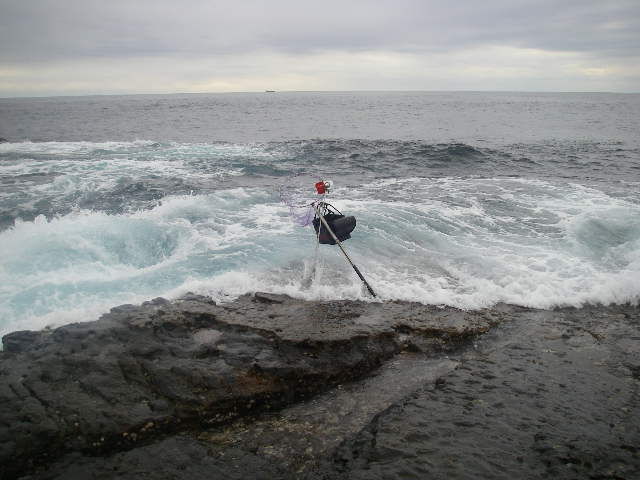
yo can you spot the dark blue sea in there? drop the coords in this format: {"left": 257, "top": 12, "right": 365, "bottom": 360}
{"left": 1, "top": 91, "right": 639, "bottom": 337}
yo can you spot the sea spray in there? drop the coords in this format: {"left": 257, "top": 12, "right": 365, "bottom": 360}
{"left": 2, "top": 173, "right": 639, "bottom": 339}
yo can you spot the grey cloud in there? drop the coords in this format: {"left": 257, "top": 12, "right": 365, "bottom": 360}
{"left": 1, "top": 0, "right": 639, "bottom": 63}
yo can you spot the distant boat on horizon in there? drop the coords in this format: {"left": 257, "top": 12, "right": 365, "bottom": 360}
{"left": 265, "top": 90, "right": 276, "bottom": 93}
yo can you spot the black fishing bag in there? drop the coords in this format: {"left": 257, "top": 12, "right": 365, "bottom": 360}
{"left": 313, "top": 209, "right": 357, "bottom": 245}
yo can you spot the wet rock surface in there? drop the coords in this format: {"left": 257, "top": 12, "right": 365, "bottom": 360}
{"left": 1, "top": 296, "right": 638, "bottom": 479}
{"left": 324, "top": 305, "right": 640, "bottom": 479}
{"left": 0, "top": 293, "right": 497, "bottom": 479}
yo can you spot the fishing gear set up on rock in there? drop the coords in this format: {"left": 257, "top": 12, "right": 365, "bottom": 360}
{"left": 281, "top": 179, "right": 376, "bottom": 297}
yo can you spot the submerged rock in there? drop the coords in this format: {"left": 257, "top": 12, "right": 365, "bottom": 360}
{"left": 0, "top": 293, "right": 498, "bottom": 479}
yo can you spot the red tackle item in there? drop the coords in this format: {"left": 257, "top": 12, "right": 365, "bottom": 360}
{"left": 315, "top": 181, "right": 326, "bottom": 194}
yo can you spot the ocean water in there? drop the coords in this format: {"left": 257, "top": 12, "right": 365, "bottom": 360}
{"left": 1, "top": 92, "right": 639, "bottom": 337}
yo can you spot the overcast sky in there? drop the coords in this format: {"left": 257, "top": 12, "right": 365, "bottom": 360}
{"left": 1, "top": 0, "right": 638, "bottom": 97}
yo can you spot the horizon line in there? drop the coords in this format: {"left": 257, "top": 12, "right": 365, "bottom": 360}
{"left": 1, "top": 89, "right": 638, "bottom": 100}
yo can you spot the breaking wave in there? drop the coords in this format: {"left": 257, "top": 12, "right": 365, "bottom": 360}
{"left": 1, "top": 169, "right": 639, "bottom": 338}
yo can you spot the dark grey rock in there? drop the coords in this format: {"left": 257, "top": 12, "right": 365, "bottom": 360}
{"left": 322, "top": 305, "right": 640, "bottom": 480}
{"left": 23, "top": 436, "right": 294, "bottom": 480}
{"left": 1, "top": 293, "right": 497, "bottom": 479}
{"left": 253, "top": 292, "right": 285, "bottom": 304}
{"left": 2, "top": 330, "right": 43, "bottom": 354}
{"left": 3, "top": 295, "right": 638, "bottom": 479}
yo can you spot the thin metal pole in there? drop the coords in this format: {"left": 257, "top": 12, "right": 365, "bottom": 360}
{"left": 314, "top": 203, "right": 377, "bottom": 298}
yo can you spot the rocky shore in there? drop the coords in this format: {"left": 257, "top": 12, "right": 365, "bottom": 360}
{"left": 1, "top": 293, "right": 638, "bottom": 479}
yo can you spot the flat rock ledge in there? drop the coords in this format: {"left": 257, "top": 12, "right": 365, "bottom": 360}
{"left": 0, "top": 293, "right": 502, "bottom": 479}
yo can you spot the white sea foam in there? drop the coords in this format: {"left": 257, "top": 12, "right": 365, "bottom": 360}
{"left": 0, "top": 189, "right": 305, "bottom": 337}
{"left": 0, "top": 140, "right": 275, "bottom": 159}
{"left": 0, "top": 140, "right": 159, "bottom": 155}
{"left": 0, "top": 141, "right": 253, "bottom": 224}
{"left": 1, "top": 173, "right": 639, "bottom": 339}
